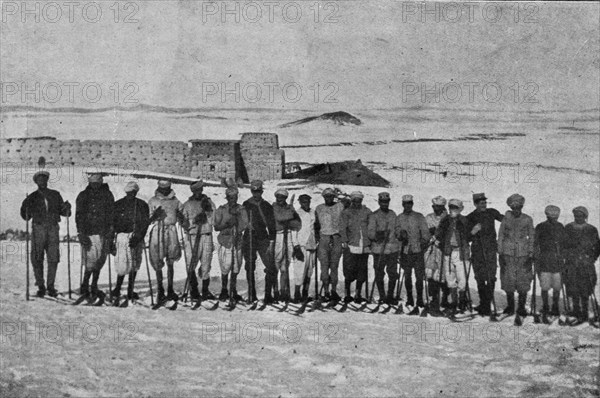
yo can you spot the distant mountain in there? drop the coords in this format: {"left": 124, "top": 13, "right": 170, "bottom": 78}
{"left": 0, "top": 103, "right": 225, "bottom": 116}
{"left": 279, "top": 111, "right": 362, "bottom": 128}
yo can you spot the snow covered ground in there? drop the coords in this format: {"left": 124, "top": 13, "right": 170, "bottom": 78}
{"left": 1, "top": 108, "right": 599, "bottom": 397}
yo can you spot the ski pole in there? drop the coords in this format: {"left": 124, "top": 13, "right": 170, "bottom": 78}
{"left": 25, "top": 193, "right": 30, "bottom": 301}
{"left": 108, "top": 242, "right": 113, "bottom": 302}
{"left": 67, "top": 213, "right": 72, "bottom": 299}
{"left": 230, "top": 216, "right": 237, "bottom": 306}
{"left": 143, "top": 245, "right": 154, "bottom": 306}
{"left": 314, "top": 243, "right": 319, "bottom": 300}
{"left": 395, "top": 245, "right": 406, "bottom": 301}
{"left": 179, "top": 224, "right": 192, "bottom": 302}
{"left": 420, "top": 268, "right": 430, "bottom": 317}
{"left": 247, "top": 209, "right": 254, "bottom": 303}
{"left": 283, "top": 224, "right": 290, "bottom": 303}
{"left": 560, "top": 281, "right": 570, "bottom": 325}
{"left": 128, "top": 197, "right": 138, "bottom": 306}
{"left": 531, "top": 260, "right": 540, "bottom": 323}
{"left": 396, "top": 263, "right": 406, "bottom": 301}
{"left": 461, "top": 258, "right": 473, "bottom": 312}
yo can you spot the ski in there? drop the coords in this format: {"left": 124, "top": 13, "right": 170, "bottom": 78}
{"left": 130, "top": 299, "right": 150, "bottom": 309}
{"left": 407, "top": 306, "right": 421, "bottom": 316}
{"left": 191, "top": 300, "right": 203, "bottom": 310}
{"left": 308, "top": 298, "right": 322, "bottom": 312}
{"left": 449, "top": 313, "right": 478, "bottom": 323}
{"left": 541, "top": 313, "right": 554, "bottom": 325}
{"left": 92, "top": 295, "right": 105, "bottom": 307}
{"left": 491, "top": 312, "right": 514, "bottom": 323}
{"left": 326, "top": 299, "right": 339, "bottom": 310}
{"left": 39, "top": 294, "right": 72, "bottom": 305}
{"left": 368, "top": 303, "right": 381, "bottom": 314}
{"left": 379, "top": 304, "right": 392, "bottom": 314}
{"left": 225, "top": 299, "right": 237, "bottom": 312}
{"left": 514, "top": 314, "right": 523, "bottom": 327}
{"left": 295, "top": 300, "right": 310, "bottom": 315}
{"left": 336, "top": 302, "right": 349, "bottom": 313}
{"left": 394, "top": 303, "right": 404, "bottom": 315}
{"left": 72, "top": 295, "right": 90, "bottom": 306}
{"left": 152, "top": 299, "right": 167, "bottom": 310}
{"left": 278, "top": 301, "right": 289, "bottom": 312}
{"left": 168, "top": 300, "right": 178, "bottom": 311}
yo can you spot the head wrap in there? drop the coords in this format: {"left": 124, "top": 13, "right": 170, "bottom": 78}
{"left": 322, "top": 188, "right": 335, "bottom": 197}
{"left": 88, "top": 173, "right": 103, "bottom": 183}
{"left": 432, "top": 196, "right": 446, "bottom": 206}
{"left": 572, "top": 206, "right": 588, "bottom": 218}
{"left": 448, "top": 199, "right": 464, "bottom": 210}
{"left": 33, "top": 170, "right": 50, "bottom": 183}
{"left": 124, "top": 181, "right": 139, "bottom": 193}
{"left": 506, "top": 194, "right": 525, "bottom": 207}
{"left": 158, "top": 180, "right": 171, "bottom": 189}
{"left": 190, "top": 180, "right": 204, "bottom": 192}
{"left": 225, "top": 187, "right": 239, "bottom": 197}
{"left": 350, "top": 191, "right": 364, "bottom": 200}
{"left": 275, "top": 189, "right": 289, "bottom": 197}
{"left": 544, "top": 205, "right": 560, "bottom": 218}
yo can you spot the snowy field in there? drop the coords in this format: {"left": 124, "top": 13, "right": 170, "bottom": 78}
{"left": 1, "top": 108, "right": 599, "bottom": 397}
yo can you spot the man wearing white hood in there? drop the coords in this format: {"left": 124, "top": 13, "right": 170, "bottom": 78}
{"left": 148, "top": 180, "right": 184, "bottom": 303}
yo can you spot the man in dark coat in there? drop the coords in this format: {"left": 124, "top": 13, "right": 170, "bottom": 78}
{"left": 563, "top": 206, "right": 600, "bottom": 325}
{"left": 533, "top": 205, "right": 566, "bottom": 319}
{"left": 242, "top": 180, "right": 277, "bottom": 303}
{"left": 111, "top": 181, "right": 150, "bottom": 300}
{"left": 20, "top": 171, "right": 71, "bottom": 297}
{"left": 466, "top": 192, "right": 503, "bottom": 316}
{"left": 435, "top": 199, "right": 471, "bottom": 315}
{"left": 76, "top": 173, "right": 115, "bottom": 300}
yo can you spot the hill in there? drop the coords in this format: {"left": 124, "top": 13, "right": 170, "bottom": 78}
{"left": 279, "top": 111, "right": 362, "bottom": 128}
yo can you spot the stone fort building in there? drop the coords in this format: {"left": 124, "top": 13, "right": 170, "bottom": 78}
{"left": 2, "top": 133, "right": 285, "bottom": 182}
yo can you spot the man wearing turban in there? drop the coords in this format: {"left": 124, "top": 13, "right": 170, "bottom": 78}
{"left": 533, "top": 205, "right": 566, "bottom": 321}
{"left": 111, "top": 181, "right": 150, "bottom": 303}
{"left": 497, "top": 194, "right": 535, "bottom": 318}
{"left": 75, "top": 173, "right": 115, "bottom": 303}
{"left": 148, "top": 180, "right": 184, "bottom": 303}
{"left": 181, "top": 180, "right": 217, "bottom": 301}
{"left": 563, "top": 206, "right": 600, "bottom": 325}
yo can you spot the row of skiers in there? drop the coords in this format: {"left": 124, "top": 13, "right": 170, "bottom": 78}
{"left": 21, "top": 171, "right": 600, "bottom": 323}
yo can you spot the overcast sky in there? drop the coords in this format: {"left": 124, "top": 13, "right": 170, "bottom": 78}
{"left": 2, "top": 1, "right": 599, "bottom": 111}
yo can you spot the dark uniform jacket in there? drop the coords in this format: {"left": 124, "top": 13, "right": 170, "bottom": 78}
{"left": 76, "top": 184, "right": 115, "bottom": 236}
{"left": 533, "top": 220, "right": 566, "bottom": 273}
{"left": 21, "top": 189, "right": 69, "bottom": 225}
{"left": 113, "top": 196, "right": 150, "bottom": 238}
{"left": 466, "top": 208, "right": 503, "bottom": 260}
{"left": 564, "top": 223, "right": 600, "bottom": 264}
{"left": 243, "top": 198, "right": 276, "bottom": 241}
{"left": 435, "top": 215, "right": 470, "bottom": 261}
